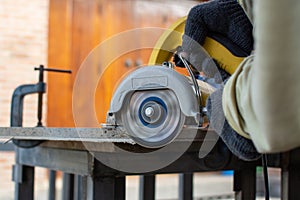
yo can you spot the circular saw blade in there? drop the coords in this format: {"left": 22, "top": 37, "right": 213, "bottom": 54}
{"left": 121, "top": 89, "right": 185, "bottom": 148}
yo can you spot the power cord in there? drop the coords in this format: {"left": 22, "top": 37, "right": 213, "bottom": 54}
{"left": 178, "top": 54, "right": 204, "bottom": 126}
{"left": 262, "top": 154, "right": 270, "bottom": 200}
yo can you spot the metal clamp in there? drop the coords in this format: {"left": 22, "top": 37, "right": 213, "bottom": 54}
{"left": 11, "top": 65, "right": 71, "bottom": 148}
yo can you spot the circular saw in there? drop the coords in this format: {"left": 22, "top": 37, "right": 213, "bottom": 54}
{"left": 104, "top": 65, "right": 200, "bottom": 148}
{"left": 103, "top": 17, "right": 247, "bottom": 148}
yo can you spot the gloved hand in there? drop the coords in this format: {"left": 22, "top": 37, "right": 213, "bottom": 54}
{"left": 179, "top": 0, "right": 260, "bottom": 161}
{"left": 206, "top": 86, "right": 261, "bottom": 161}
{"left": 175, "top": 0, "right": 253, "bottom": 74}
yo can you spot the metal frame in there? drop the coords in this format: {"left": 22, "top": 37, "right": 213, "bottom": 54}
{"left": 12, "top": 139, "right": 260, "bottom": 200}
{"left": 7, "top": 131, "right": 300, "bottom": 200}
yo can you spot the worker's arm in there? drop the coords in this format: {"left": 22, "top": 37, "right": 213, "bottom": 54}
{"left": 180, "top": 0, "right": 261, "bottom": 161}
{"left": 223, "top": 0, "right": 300, "bottom": 153}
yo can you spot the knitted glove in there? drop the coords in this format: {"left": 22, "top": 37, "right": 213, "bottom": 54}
{"left": 174, "top": 0, "right": 253, "bottom": 81}
{"left": 206, "top": 86, "right": 261, "bottom": 161}
{"left": 183, "top": 0, "right": 253, "bottom": 56}
{"left": 180, "top": 0, "right": 260, "bottom": 161}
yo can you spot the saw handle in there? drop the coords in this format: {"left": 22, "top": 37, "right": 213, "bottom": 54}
{"left": 202, "top": 33, "right": 248, "bottom": 75}
{"left": 174, "top": 33, "right": 248, "bottom": 76}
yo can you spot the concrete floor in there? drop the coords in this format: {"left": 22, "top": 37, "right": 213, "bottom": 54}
{"left": 0, "top": 173, "right": 235, "bottom": 200}
{"left": 0, "top": 171, "right": 281, "bottom": 200}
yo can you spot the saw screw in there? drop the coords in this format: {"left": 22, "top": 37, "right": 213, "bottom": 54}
{"left": 162, "top": 61, "right": 174, "bottom": 69}
{"left": 106, "top": 112, "right": 116, "bottom": 125}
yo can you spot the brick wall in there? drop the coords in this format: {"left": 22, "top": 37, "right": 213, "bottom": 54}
{"left": 0, "top": 0, "right": 49, "bottom": 127}
{"left": 0, "top": 152, "right": 15, "bottom": 199}
{"left": 0, "top": 1, "right": 49, "bottom": 199}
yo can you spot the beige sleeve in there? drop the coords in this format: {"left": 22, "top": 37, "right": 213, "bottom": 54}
{"left": 223, "top": 0, "right": 300, "bottom": 153}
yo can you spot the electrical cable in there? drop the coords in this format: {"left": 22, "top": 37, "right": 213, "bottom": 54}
{"left": 178, "top": 54, "right": 203, "bottom": 125}
{"left": 262, "top": 154, "right": 270, "bottom": 200}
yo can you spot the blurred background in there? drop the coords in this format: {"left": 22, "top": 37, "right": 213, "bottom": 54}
{"left": 0, "top": 0, "right": 280, "bottom": 199}
{"left": 1, "top": 0, "right": 49, "bottom": 199}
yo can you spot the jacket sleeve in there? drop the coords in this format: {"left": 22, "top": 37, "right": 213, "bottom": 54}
{"left": 223, "top": 0, "right": 300, "bottom": 153}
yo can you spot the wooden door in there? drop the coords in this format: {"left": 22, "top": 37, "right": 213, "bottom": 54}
{"left": 47, "top": 0, "right": 201, "bottom": 127}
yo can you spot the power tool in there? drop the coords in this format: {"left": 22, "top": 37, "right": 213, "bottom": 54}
{"left": 103, "top": 17, "right": 246, "bottom": 148}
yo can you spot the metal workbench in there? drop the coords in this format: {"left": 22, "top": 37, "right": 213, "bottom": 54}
{"left": 1, "top": 127, "right": 299, "bottom": 200}
{"left": 1, "top": 127, "right": 300, "bottom": 200}
{"left": 1, "top": 127, "right": 256, "bottom": 200}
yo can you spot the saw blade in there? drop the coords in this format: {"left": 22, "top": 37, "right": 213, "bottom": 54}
{"left": 120, "top": 89, "right": 185, "bottom": 148}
